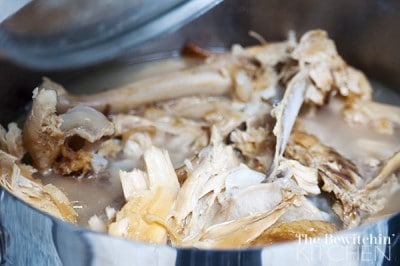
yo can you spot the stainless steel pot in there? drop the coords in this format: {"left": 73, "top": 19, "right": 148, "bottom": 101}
{"left": 0, "top": 0, "right": 399, "bottom": 265}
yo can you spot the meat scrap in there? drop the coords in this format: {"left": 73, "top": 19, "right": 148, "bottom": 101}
{"left": 1, "top": 29, "right": 399, "bottom": 248}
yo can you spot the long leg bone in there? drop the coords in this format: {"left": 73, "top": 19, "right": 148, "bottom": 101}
{"left": 364, "top": 151, "right": 400, "bottom": 191}
{"left": 56, "top": 64, "right": 233, "bottom": 113}
{"left": 51, "top": 41, "right": 293, "bottom": 113}
{"left": 355, "top": 151, "right": 400, "bottom": 216}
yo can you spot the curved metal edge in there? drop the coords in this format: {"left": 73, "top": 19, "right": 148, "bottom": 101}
{"left": 0, "top": 0, "right": 223, "bottom": 70}
{"left": 1, "top": 184, "right": 399, "bottom": 266}
{"left": 0, "top": 190, "right": 8, "bottom": 265}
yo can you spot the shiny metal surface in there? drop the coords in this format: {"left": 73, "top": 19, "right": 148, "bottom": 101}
{"left": 0, "top": 187, "right": 398, "bottom": 265}
{"left": 0, "top": 0, "right": 222, "bottom": 69}
{"left": 0, "top": 0, "right": 400, "bottom": 265}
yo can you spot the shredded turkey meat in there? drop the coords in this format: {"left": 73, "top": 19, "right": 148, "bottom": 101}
{"left": 1, "top": 29, "right": 400, "bottom": 249}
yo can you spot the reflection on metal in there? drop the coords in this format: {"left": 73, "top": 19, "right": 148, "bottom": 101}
{"left": 0, "top": 186, "right": 397, "bottom": 265}
{"left": 0, "top": 222, "right": 7, "bottom": 265}
{"left": 0, "top": 0, "right": 222, "bottom": 69}
{"left": 0, "top": 0, "right": 31, "bottom": 23}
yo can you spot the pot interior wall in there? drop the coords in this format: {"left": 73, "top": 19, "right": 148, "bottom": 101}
{"left": 1, "top": 0, "right": 400, "bottom": 124}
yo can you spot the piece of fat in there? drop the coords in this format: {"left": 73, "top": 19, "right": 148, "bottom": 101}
{"left": 60, "top": 104, "right": 114, "bottom": 142}
{"left": 105, "top": 206, "right": 117, "bottom": 221}
{"left": 109, "top": 146, "right": 180, "bottom": 244}
{"left": 88, "top": 215, "right": 106, "bottom": 232}
{"left": 224, "top": 164, "right": 265, "bottom": 191}
{"left": 221, "top": 182, "right": 283, "bottom": 222}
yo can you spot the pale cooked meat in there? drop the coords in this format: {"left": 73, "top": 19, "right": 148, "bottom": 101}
{"left": 268, "top": 70, "right": 310, "bottom": 177}
{"left": 0, "top": 123, "right": 25, "bottom": 159}
{"left": 55, "top": 54, "right": 240, "bottom": 113}
{"left": 158, "top": 96, "right": 242, "bottom": 121}
{"left": 284, "top": 127, "right": 400, "bottom": 227}
{"left": 170, "top": 160, "right": 302, "bottom": 248}
{"left": 286, "top": 131, "right": 363, "bottom": 186}
{"left": 292, "top": 30, "right": 372, "bottom": 105}
{"left": 193, "top": 196, "right": 294, "bottom": 248}
{"left": 230, "top": 126, "right": 274, "bottom": 172}
{"left": 165, "top": 129, "right": 328, "bottom": 248}
{"left": 112, "top": 111, "right": 208, "bottom": 167}
{"left": 275, "top": 158, "right": 320, "bottom": 195}
{"left": 56, "top": 63, "right": 232, "bottom": 113}
{"left": 344, "top": 101, "right": 400, "bottom": 134}
{"left": 189, "top": 188, "right": 328, "bottom": 248}
{"left": 0, "top": 150, "right": 77, "bottom": 223}
{"left": 267, "top": 30, "right": 372, "bottom": 180}
{"left": 285, "top": 131, "right": 365, "bottom": 227}
{"left": 23, "top": 87, "right": 114, "bottom": 172}
{"left": 170, "top": 128, "right": 241, "bottom": 241}
{"left": 23, "top": 88, "right": 64, "bottom": 170}
{"left": 229, "top": 99, "right": 275, "bottom": 172}
{"left": 55, "top": 39, "right": 292, "bottom": 113}
{"left": 3, "top": 29, "right": 399, "bottom": 248}
{"left": 217, "top": 176, "right": 320, "bottom": 224}
{"left": 220, "top": 182, "right": 283, "bottom": 222}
